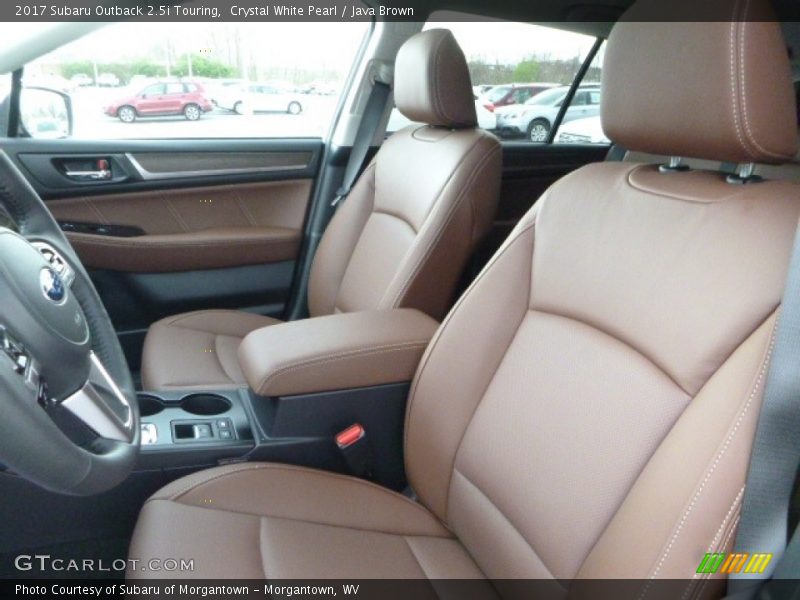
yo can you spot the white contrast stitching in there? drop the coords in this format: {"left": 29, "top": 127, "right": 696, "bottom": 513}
{"left": 695, "top": 514, "right": 741, "bottom": 600}
{"left": 638, "top": 317, "right": 778, "bottom": 599}
{"left": 680, "top": 486, "right": 745, "bottom": 600}
{"left": 737, "top": 1, "right": 792, "bottom": 161}
{"left": 728, "top": 0, "right": 753, "bottom": 161}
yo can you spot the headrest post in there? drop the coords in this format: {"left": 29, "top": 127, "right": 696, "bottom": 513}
{"left": 726, "top": 163, "right": 762, "bottom": 185}
{"left": 658, "top": 156, "right": 690, "bottom": 173}
{"left": 738, "top": 163, "right": 755, "bottom": 180}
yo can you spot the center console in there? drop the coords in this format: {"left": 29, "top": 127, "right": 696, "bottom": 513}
{"left": 135, "top": 308, "right": 439, "bottom": 491}
{"left": 136, "top": 389, "right": 255, "bottom": 469}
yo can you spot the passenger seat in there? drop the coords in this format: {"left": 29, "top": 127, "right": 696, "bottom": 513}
{"left": 140, "top": 29, "right": 502, "bottom": 391}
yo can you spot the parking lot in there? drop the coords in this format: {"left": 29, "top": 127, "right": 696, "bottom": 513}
{"left": 69, "top": 87, "right": 340, "bottom": 139}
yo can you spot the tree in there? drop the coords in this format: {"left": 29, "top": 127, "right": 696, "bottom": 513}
{"left": 173, "top": 55, "right": 236, "bottom": 79}
{"left": 513, "top": 59, "right": 540, "bottom": 82}
{"left": 467, "top": 59, "right": 514, "bottom": 86}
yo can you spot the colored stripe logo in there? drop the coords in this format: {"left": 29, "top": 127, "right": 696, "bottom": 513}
{"left": 696, "top": 552, "right": 772, "bottom": 574}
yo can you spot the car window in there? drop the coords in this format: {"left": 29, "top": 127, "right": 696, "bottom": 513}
{"left": 524, "top": 88, "right": 567, "bottom": 106}
{"left": 511, "top": 88, "right": 533, "bottom": 103}
{"left": 485, "top": 86, "right": 510, "bottom": 103}
{"left": 571, "top": 91, "right": 589, "bottom": 106}
{"left": 554, "top": 43, "right": 607, "bottom": 145}
{"left": 386, "top": 17, "right": 601, "bottom": 139}
{"left": 15, "top": 22, "right": 369, "bottom": 139}
{"left": 141, "top": 84, "right": 165, "bottom": 97}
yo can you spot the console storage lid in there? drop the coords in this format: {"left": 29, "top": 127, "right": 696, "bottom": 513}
{"left": 238, "top": 309, "right": 439, "bottom": 397}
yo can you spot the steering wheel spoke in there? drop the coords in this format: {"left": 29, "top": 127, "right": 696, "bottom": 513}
{"left": 60, "top": 352, "right": 134, "bottom": 443}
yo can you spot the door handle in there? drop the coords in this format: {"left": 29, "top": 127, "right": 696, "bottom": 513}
{"left": 64, "top": 168, "right": 112, "bottom": 181}
{"left": 61, "top": 158, "right": 112, "bottom": 182}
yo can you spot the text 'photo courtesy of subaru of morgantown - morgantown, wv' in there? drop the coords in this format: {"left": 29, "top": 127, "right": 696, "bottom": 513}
{"left": 1, "top": 0, "right": 800, "bottom": 599}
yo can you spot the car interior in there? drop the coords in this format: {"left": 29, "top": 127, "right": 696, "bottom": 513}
{"left": 2, "top": 0, "right": 800, "bottom": 596}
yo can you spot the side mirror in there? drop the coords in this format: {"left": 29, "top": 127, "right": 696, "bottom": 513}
{"left": 19, "top": 87, "right": 72, "bottom": 139}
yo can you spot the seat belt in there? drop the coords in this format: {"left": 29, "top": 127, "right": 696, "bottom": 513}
{"left": 727, "top": 222, "right": 800, "bottom": 597}
{"left": 331, "top": 79, "right": 391, "bottom": 208}
{"left": 728, "top": 525, "right": 800, "bottom": 599}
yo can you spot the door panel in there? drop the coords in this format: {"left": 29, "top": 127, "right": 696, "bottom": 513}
{"left": 47, "top": 179, "right": 311, "bottom": 272}
{"left": 2, "top": 138, "right": 321, "bottom": 195}
{"left": 126, "top": 150, "right": 312, "bottom": 179}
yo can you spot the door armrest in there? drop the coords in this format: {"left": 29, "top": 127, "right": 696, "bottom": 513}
{"left": 238, "top": 309, "right": 439, "bottom": 397}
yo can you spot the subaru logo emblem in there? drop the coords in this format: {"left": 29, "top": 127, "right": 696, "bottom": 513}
{"left": 40, "top": 267, "right": 66, "bottom": 303}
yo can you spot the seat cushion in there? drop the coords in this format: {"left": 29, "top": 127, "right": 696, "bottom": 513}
{"left": 128, "top": 463, "right": 486, "bottom": 580}
{"left": 140, "top": 310, "right": 282, "bottom": 390}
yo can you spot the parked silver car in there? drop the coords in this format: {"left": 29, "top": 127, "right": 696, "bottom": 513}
{"left": 214, "top": 81, "right": 303, "bottom": 115}
{"left": 496, "top": 85, "right": 601, "bottom": 142}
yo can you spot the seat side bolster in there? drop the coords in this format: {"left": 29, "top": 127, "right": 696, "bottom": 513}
{"left": 576, "top": 312, "right": 777, "bottom": 583}
{"left": 382, "top": 133, "right": 502, "bottom": 319}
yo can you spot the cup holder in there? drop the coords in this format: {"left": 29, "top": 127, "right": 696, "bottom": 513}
{"left": 180, "top": 394, "right": 232, "bottom": 416}
{"left": 138, "top": 394, "right": 165, "bottom": 417}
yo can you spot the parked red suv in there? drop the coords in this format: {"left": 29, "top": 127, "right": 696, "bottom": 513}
{"left": 104, "top": 81, "right": 214, "bottom": 123}
{"left": 481, "top": 83, "right": 557, "bottom": 112}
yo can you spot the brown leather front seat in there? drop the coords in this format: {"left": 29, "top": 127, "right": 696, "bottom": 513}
{"left": 140, "top": 29, "right": 501, "bottom": 390}
{"left": 130, "top": 1, "right": 800, "bottom": 589}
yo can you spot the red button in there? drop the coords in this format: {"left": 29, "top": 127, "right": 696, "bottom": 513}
{"left": 336, "top": 424, "right": 365, "bottom": 448}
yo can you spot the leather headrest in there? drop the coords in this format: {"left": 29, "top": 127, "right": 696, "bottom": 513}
{"left": 394, "top": 29, "right": 477, "bottom": 129}
{"left": 602, "top": 0, "right": 798, "bottom": 164}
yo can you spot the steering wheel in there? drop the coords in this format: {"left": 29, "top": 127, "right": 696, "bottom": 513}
{"left": 0, "top": 150, "right": 139, "bottom": 495}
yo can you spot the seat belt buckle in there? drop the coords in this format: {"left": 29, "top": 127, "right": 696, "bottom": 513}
{"left": 335, "top": 423, "right": 373, "bottom": 479}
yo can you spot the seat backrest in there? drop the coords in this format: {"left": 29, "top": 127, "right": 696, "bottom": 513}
{"left": 405, "top": 0, "right": 800, "bottom": 589}
{"left": 307, "top": 29, "right": 501, "bottom": 321}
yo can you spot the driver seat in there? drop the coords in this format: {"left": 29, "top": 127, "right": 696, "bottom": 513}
{"left": 129, "top": 1, "right": 800, "bottom": 587}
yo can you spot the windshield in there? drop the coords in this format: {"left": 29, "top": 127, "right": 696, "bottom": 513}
{"left": 524, "top": 88, "right": 567, "bottom": 106}
{"left": 485, "top": 86, "right": 510, "bottom": 102}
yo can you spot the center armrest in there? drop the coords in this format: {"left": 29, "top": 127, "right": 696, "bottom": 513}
{"left": 238, "top": 309, "right": 439, "bottom": 397}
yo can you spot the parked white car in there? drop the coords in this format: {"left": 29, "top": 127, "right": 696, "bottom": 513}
{"left": 69, "top": 73, "right": 93, "bottom": 87}
{"left": 97, "top": 73, "right": 120, "bottom": 87}
{"left": 556, "top": 115, "right": 610, "bottom": 144}
{"left": 387, "top": 99, "right": 497, "bottom": 132}
{"left": 496, "top": 85, "right": 601, "bottom": 142}
{"left": 214, "top": 81, "right": 303, "bottom": 115}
